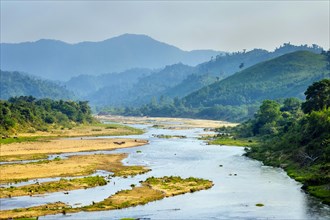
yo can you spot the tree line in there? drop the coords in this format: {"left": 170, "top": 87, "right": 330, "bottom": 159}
{"left": 0, "top": 96, "right": 94, "bottom": 135}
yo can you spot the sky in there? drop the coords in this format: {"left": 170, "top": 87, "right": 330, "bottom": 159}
{"left": 1, "top": 1, "right": 329, "bottom": 52}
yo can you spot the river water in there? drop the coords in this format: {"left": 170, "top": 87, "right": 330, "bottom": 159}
{"left": 1, "top": 123, "right": 329, "bottom": 219}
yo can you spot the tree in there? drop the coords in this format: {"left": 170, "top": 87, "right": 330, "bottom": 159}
{"left": 281, "top": 98, "right": 301, "bottom": 114}
{"left": 239, "top": 62, "right": 244, "bottom": 69}
{"left": 302, "top": 79, "right": 330, "bottom": 114}
{"left": 253, "top": 100, "right": 282, "bottom": 135}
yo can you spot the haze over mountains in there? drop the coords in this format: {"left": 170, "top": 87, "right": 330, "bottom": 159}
{"left": 0, "top": 34, "right": 221, "bottom": 80}
{"left": 65, "top": 43, "right": 324, "bottom": 107}
{"left": 118, "top": 50, "right": 330, "bottom": 122}
{"left": 1, "top": 33, "right": 328, "bottom": 121}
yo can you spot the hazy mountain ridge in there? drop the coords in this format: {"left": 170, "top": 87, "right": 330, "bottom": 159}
{"left": 0, "top": 70, "right": 75, "bottom": 100}
{"left": 86, "top": 63, "right": 194, "bottom": 106}
{"left": 66, "top": 68, "right": 153, "bottom": 97}
{"left": 1, "top": 34, "right": 221, "bottom": 80}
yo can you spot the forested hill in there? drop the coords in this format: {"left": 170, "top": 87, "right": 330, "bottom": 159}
{"left": 0, "top": 70, "right": 75, "bottom": 100}
{"left": 112, "top": 50, "right": 329, "bottom": 122}
{"left": 159, "top": 44, "right": 323, "bottom": 100}
{"left": 195, "top": 43, "right": 323, "bottom": 80}
{"left": 184, "top": 51, "right": 330, "bottom": 107}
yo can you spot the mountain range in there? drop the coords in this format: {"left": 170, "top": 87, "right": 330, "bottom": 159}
{"left": 1, "top": 34, "right": 328, "bottom": 122}
{"left": 1, "top": 34, "right": 221, "bottom": 80}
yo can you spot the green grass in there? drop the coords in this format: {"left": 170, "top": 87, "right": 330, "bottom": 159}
{"left": 0, "top": 136, "right": 45, "bottom": 145}
{"left": 0, "top": 153, "right": 48, "bottom": 162}
{"left": 153, "top": 134, "right": 186, "bottom": 139}
{"left": 209, "top": 136, "right": 259, "bottom": 147}
{"left": 307, "top": 185, "right": 330, "bottom": 205}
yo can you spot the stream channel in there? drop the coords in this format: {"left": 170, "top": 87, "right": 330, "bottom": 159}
{"left": 1, "top": 122, "right": 330, "bottom": 219}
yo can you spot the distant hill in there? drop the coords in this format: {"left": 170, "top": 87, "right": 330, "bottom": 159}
{"left": 85, "top": 63, "right": 194, "bottom": 106}
{"left": 66, "top": 68, "right": 153, "bottom": 97}
{"left": 1, "top": 34, "right": 221, "bottom": 80}
{"left": 0, "top": 70, "right": 75, "bottom": 100}
{"left": 184, "top": 51, "right": 330, "bottom": 107}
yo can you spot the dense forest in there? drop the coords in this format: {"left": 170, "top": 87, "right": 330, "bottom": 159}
{"left": 0, "top": 96, "right": 94, "bottom": 135}
{"left": 102, "top": 50, "right": 329, "bottom": 122}
{"left": 220, "top": 79, "right": 330, "bottom": 204}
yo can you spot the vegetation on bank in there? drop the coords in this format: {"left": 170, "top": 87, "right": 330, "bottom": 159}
{"left": 0, "top": 176, "right": 107, "bottom": 198}
{"left": 0, "top": 96, "right": 95, "bottom": 135}
{"left": 214, "top": 79, "right": 330, "bottom": 205}
{"left": 0, "top": 96, "right": 144, "bottom": 145}
{"left": 208, "top": 136, "right": 259, "bottom": 147}
{"left": 0, "top": 176, "right": 213, "bottom": 219}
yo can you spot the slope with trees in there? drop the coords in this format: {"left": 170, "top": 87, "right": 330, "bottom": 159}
{"left": 0, "top": 70, "right": 76, "bottom": 100}
{"left": 107, "top": 50, "right": 329, "bottom": 122}
{"left": 184, "top": 51, "right": 329, "bottom": 107}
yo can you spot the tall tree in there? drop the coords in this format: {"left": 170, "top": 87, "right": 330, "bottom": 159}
{"left": 302, "top": 79, "right": 330, "bottom": 114}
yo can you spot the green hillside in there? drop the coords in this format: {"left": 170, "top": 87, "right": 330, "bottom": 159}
{"left": 184, "top": 51, "right": 329, "bottom": 107}
{"left": 114, "top": 50, "right": 329, "bottom": 122}
{"left": 0, "top": 70, "right": 75, "bottom": 100}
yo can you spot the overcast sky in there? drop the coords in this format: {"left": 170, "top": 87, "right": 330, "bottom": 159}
{"left": 1, "top": 1, "right": 329, "bottom": 52}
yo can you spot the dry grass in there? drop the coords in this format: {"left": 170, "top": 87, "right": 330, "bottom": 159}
{"left": 0, "top": 176, "right": 107, "bottom": 198}
{"left": 18, "top": 123, "right": 142, "bottom": 138}
{"left": 97, "top": 115, "right": 238, "bottom": 129}
{"left": 0, "top": 138, "right": 147, "bottom": 161}
{"left": 143, "top": 176, "right": 214, "bottom": 196}
{"left": 0, "top": 154, "right": 150, "bottom": 184}
{"left": 0, "top": 154, "right": 48, "bottom": 162}
{"left": 0, "top": 202, "right": 72, "bottom": 220}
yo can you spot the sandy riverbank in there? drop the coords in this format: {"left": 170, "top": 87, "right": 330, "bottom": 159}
{"left": 1, "top": 153, "right": 150, "bottom": 184}
{"left": 0, "top": 176, "right": 213, "bottom": 219}
{"left": 0, "top": 138, "right": 148, "bottom": 162}
{"left": 97, "top": 115, "right": 238, "bottom": 129}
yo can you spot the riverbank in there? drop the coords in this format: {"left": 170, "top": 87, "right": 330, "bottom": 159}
{"left": 97, "top": 115, "right": 238, "bottom": 129}
{"left": 0, "top": 176, "right": 213, "bottom": 219}
{"left": 0, "top": 138, "right": 148, "bottom": 162}
{"left": 245, "top": 148, "right": 330, "bottom": 205}
{"left": 207, "top": 133, "right": 329, "bottom": 205}
{"left": 0, "top": 123, "right": 143, "bottom": 145}
{"left": 0, "top": 153, "right": 150, "bottom": 184}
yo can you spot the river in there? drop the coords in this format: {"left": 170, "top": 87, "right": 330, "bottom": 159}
{"left": 1, "top": 122, "right": 329, "bottom": 219}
